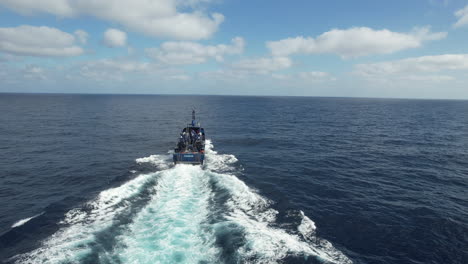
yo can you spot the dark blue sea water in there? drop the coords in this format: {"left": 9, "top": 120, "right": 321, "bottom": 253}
{"left": 0, "top": 94, "right": 467, "bottom": 264}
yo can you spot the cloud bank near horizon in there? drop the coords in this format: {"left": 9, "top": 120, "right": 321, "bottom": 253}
{"left": 1, "top": 1, "right": 468, "bottom": 98}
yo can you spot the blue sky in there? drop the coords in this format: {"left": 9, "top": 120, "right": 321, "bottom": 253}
{"left": 1, "top": 0, "right": 468, "bottom": 98}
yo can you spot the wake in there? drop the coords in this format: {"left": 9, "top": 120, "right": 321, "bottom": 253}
{"left": 11, "top": 140, "right": 352, "bottom": 264}
{"left": 114, "top": 166, "right": 219, "bottom": 263}
{"left": 11, "top": 212, "right": 44, "bottom": 228}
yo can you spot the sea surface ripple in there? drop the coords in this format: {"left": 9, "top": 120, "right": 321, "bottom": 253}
{"left": 0, "top": 94, "right": 467, "bottom": 264}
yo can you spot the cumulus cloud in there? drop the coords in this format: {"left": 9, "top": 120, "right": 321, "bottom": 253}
{"left": 353, "top": 54, "right": 468, "bottom": 81}
{"left": 231, "top": 57, "right": 292, "bottom": 74}
{"left": 103, "top": 28, "right": 127, "bottom": 47}
{"left": 454, "top": 5, "right": 468, "bottom": 28}
{"left": 0, "top": 0, "right": 74, "bottom": 16}
{"left": 146, "top": 37, "right": 244, "bottom": 64}
{"left": 0, "top": 25, "right": 84, "bottom": 56}
{"left": 0, "top": 0, "right": 224, "bottom": 40}
{"left": 267, "top": 26, "right": 447, "bottom": 58}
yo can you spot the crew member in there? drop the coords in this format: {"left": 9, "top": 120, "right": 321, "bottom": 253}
{"left": 190, "top": 129, "right": 196, "bottom": 144}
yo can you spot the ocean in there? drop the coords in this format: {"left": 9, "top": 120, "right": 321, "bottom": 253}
{"left": 0, "top": 94, "right": 467, "bottom": 264}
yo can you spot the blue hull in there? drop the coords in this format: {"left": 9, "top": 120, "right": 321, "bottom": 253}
{"left": 173, "top": 153, "right": 205, "bottom": 165}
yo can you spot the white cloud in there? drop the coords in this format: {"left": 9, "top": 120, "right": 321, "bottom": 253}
{"left": 454, "top": 5, "right": 468, "bottom": 28}
{"left": 74, "top": 29, "right": 88, "bottom": 44}
{"left": 0, "top": 25, "right": 84, "bottom": 56}
{"left": 0, "top": 0, "right": 224, "bottom": 40}
{"left": 198, "top": 56, "right": 293, "bottom": 81}
{"left": 271, "top": 73, "right": 290, "bottom": 80}
{"left": 271, "top": 71, "right": 334, "bottom": 82}
{"left": 79, "top": 64, "right": 141, "bottom": 81}
{"left": 79, "top": 59, "right": 151, "bottom": 81}
{"left": 353, "top": 54, "right": 468, "bottom": 81}
{"left": 231, "top": 56, "right": 292, "bottom": 74}
{"left": 22, "top": 65, "right": 47, "bottom": 80}
{"left": 0, "top": 64, "right": 49, "bottom": 84}
{"left": 267, "top": 26, "right": 447, "bottom": 58}
{"left": 402, "top": 75, "right": 455, "bottom": 82}
{"left": 198, "top": 69, "right": 249, "bottom": 80}
{"left": 75, "top": 58, "right": 188, "bottom": 82}
{"left": 103, "top": 28, "right": 127, "bottom": 47}
{"left": 166, "top": 74, "right": 191, "bottom": 80}
{"left": 298, "top": 71, "right": 335, "bottom": 81}
{"left": 146, "top": 37, "right": 244, "bottom": 65}
{"left": 0, "top": 0, "right": 74, "bottom": 16}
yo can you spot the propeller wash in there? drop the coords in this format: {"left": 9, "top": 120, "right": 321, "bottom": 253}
{"left": 11, "top": 141, "right": 352, "bottom": 264}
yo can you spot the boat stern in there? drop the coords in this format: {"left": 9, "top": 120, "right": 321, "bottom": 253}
{"left": 173, "top": 152, "right": 205, "bottom": 165}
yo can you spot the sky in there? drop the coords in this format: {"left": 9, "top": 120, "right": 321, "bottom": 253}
{"left": 1, "top": 0, "right": 468, "bottom": 99}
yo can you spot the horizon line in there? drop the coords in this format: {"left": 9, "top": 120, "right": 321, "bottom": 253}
{"left": 1, "top": 92, "right": 468, "bottom": 101}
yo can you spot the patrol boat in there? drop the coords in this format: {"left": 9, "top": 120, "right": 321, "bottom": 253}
{"left": 173, "top": 110, "right": 205, "bottom": 165}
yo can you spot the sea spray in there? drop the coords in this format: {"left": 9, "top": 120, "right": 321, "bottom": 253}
{"left": 11, "top": 212, "right": 44, "bottom": 228}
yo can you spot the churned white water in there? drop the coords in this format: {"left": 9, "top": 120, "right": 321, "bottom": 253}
{"left": 11, "top": 170, "right": 160, "bottom": 263}
{"left": 11, "top": 212, "right": 44, "bottom": 228}
{"left": 115, "top": 165, "right": 220, "bottom": 263}
{"left": 12, "top": 140, "right": 352, "bottom": 264}
{"left": 203, "top": 141, "right": 352, "bottom": 264}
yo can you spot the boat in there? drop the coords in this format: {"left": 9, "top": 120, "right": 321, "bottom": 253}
{"left": 173, "top": 110, "right": 205, "bottom": 165}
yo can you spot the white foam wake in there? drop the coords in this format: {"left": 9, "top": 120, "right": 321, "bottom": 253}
{"left": 114, "top": 165, "right": 220, "bottom": 264}
{"left": 13, "top": 141, "right": 352, "bottom": 264}
{"left": 204, "top": 140, "right": 238, "bottom": 172}
{"left": 11, "top": 212, "right": 44, "bottom": 228}
{"left": 12, "top": 171, "right": 159, "bottom": 263}
{"left": 204, "top": 140, "right": 353, "bottom": 264}
{"left": 136, "top": 153, "right": 172, "bottom": 170}
{"left": 298, "top": 211, "right": 316, "bottom": 238}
